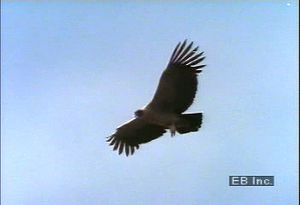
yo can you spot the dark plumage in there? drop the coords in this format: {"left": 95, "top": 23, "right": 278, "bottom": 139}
{"left": 107, "top": 40, "right": 206, "bottom": 156}
{"left": 107, "top": 119, "right": 166, "bottom": 155}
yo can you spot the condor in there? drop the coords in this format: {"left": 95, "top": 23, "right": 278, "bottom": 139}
{"left": 107, "top": 40, "right": 206, "bottom": 156}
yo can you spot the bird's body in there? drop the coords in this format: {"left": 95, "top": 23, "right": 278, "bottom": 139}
{"left": 107, "top": 40, "right": 206, "bottom": 156}
{"left": 136, "top": 108, "right": 179, "bottom": 135}
{"left": 139, "top": 109, "right": 178, "bottom": 128}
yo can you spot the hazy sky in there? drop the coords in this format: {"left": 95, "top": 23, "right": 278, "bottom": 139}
{"left": 1, "top": 2, "right": 298, "bottom": 205}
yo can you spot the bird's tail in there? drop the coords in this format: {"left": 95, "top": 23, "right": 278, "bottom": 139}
{"left": 176, "top": 113, "right": 203, "bottom": 134}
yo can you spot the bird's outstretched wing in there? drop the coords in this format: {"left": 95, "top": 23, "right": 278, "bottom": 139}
{"left": 147, "top": 40, "right": 206, "bottom": 114}
{"left": 107, "top": 118, "right": 166, "bottom": 156}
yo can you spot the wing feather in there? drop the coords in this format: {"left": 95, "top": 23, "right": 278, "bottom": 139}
{"left": 180, "top": 46, "right": 199, "bottom": 63}
{"left": 113, "top": 140, "right": 120, "bottom": 151}
{"left": 107, "top": 118, "right": 166, "bottom": 156}
{"left": 176, "top": 42, "right": 193, "bottom": 62}
{"left": 119, "top": 142, "right": 124, "bottom": 155}
{"left": 147, "top": 40, "right": 206, "bottom": 113}
{"left": 170, "top": 42, "right": 181, "bottom": 62}
{"left": 130, "top": 146, "right": 135, "bottom": 155}
{"left": 183, "top": 52, "right": 204, "bottom": 64}
{"left": 187, "top": 57, "right": 206, "bottom": 66}
{"left": 172, "top": 40, "right": 187, "bottom": 62}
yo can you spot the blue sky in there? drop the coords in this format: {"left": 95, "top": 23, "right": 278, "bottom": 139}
{"left": 1, "top": 2, "right": 298, "bottom": 205}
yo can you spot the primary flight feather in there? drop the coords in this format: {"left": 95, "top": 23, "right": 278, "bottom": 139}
{"left": 107, "top": 40, "right": 206, "bottom": 156}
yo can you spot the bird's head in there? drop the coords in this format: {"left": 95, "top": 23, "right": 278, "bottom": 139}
{"left": 134, "top": 109, "right": 144, "bottom": 118}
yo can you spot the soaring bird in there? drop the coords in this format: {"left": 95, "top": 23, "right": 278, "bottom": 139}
{"left": 107, "top": 40, "right": 206, "bottom": 156}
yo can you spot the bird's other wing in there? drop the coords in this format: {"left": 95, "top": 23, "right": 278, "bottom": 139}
{"left": 147, "top": 40, "right": 206, "bottom": 114}
{"left": 107, "top": 118, "right": 166, "bottom": 156}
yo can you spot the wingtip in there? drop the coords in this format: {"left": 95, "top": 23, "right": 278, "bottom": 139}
{"left": 125, "top": 144, "right": 130, "bottom": 156}
{"left": 118, "top": 142, "right": 124, "bottom": 155}
{"left": 180, "top": 39, "right": 193, "bottom": 45}
{"left": 169, "top": 39, "right": 206, "bottom": 67}
{"left": 113, "top": 140, "right": 120, "bottom": 151}
{"left": 109, "top": 138, "right": 116, "bottom": 146}
{"left": 130, "top": 146, "right": 135, "bottom": 155}
{"left": 107, "top": 135, "right": 139, "bottom": 156}
{"left": 106, "top": 136, "right": 113, "bottom": 142}
{"left": 192, "top": 46, "right": 199, "bottom": 52}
